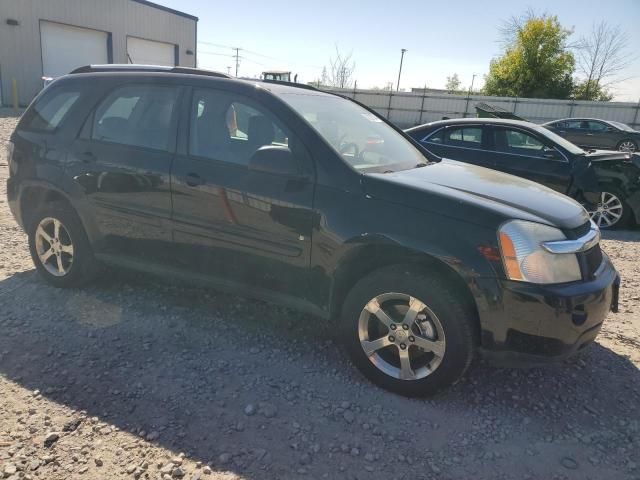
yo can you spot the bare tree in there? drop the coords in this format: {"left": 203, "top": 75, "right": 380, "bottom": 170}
{"left": 498, "top": 7, "right": 545, "bottom": 47}
{"left": 327, "top": 46, "right": 356, "bottom": 89}
{"left": 498, "top": 8, "right": 576, "bottom": 48}
{"left": 574, "top": 21, "right": 631, "bottom": 99}
{"left": 445, "top": 73, "right": 461, "bottom": 94}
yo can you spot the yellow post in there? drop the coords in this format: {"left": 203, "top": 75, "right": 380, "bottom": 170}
{"left": 11, "top": 78, "right": 18, "bottom": 112}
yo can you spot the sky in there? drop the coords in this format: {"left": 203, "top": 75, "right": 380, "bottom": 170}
{"left": 158, "top": 0, "right": 640, "bottom": 101}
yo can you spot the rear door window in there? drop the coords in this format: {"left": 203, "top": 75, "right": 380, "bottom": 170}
{"left": 92, "top": 84, "right": 179, "bottom": 151}
{"left": 566, "top": 120, "right": 584, "bottom": 129}
{"left": 23, "top": 89, "right": 81, "bottom": 132}
{"left": 443, "top": 127, "right": 483, "bottom": 147}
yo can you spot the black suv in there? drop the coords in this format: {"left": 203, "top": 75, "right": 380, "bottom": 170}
{"left": 6, "top": 66, "right": 620, "bottom": 396}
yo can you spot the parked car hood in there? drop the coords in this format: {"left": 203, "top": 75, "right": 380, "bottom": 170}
{"left": 583, "top": 150, "right": 634, "bottom": 162}
{"left": 364, "top": 159, "right": 589, "bottom": 229}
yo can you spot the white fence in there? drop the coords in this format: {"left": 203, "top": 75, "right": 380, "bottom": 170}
{"left": 322, "top": 87, "right": 640, "bottom": 129}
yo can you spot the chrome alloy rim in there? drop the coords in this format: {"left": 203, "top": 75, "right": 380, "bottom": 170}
{"left": 35, "top": 217, "right": 74, "bottom": 276}
{"left": 618, "top": 141, "right": 636, "bottom": 152}
{"left": 588, "top": 192, "right": 624, "bottom": 228}
{"left": 358, "top": 293, "right": 446, "bottom": 381}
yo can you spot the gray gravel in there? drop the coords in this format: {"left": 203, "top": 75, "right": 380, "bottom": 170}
{"left": 1, "top": 108, "right": 639, "bottom": 479}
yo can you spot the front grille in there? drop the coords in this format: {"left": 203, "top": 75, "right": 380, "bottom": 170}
{"left": 578, "top": 245, "right": 603, "bottom": 279}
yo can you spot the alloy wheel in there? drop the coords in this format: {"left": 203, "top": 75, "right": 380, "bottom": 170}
{"left": 618, "top": 141, "right": 637, "bottom": 152}
{"left": 358, "top": 293, "right": 446, "bottom": 381}
{"left": 588, "top": 192, "right": 624, "bottom": 228}
{"left": 35, "top": 217, "right": 74, "bottom": 276}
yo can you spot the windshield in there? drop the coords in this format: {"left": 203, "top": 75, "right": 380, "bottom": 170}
{"left": 609, "top": 121, "right": 634, "bottom": 132}
{"left": 279, "top": 92, "right": 427, "bottom": 173}
{"left": 534, "top": 124, "right": 586, "bottom": 155}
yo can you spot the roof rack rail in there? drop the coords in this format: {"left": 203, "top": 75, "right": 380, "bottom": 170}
{"left": 260, "top": 79, "right": 319, "bottom": 92}
{"left": 69, "top": 64, "right": 231, "bottom": 79}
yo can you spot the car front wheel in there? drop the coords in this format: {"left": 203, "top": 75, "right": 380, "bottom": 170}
{"left": 587, "top": 191, "right": 632, "bottom": 229}
{"left": 341, "top": 265, "right": 477, "bottom": 396}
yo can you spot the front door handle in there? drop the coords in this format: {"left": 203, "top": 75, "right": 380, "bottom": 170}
{"left": 185, "top": 172, "right": 204, "bottom": 187}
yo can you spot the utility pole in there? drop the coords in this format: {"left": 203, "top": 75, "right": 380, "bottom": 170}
{"left": 464, "top": 74, "right": 477, "bottom": 118}
{"left": 233, "top": 48, "right": 241, "bottom": 77}
{"left": 468, "top": 74, "right": 476, "bottom": 95}
{"left": 396, "top": 48, "right": 407, "bottom": 92}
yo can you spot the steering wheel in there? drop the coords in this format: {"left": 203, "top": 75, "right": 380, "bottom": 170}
{"left": 339, "top": 142, "right": 360, "bottom": 157}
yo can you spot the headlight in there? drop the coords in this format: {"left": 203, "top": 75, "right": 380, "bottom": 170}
{"left": 498, "top": 220, "right": 581, "bottom": 284}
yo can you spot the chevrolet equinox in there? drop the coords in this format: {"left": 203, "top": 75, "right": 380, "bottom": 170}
{"left": 6, "top": 65, "right": 620, "bottom": 396}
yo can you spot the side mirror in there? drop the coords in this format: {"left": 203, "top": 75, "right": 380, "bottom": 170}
{"left": 249, "top": 145, "right": 302, "bottom": 177}
{"left": 606, "top": 126, "right": 615, "bottom": 132}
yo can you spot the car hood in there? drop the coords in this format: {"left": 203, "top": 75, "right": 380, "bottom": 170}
{"left": 364, "top": 159, "right": 589, "bottom": 229}
{"left": 583, "top": 150, "right": 634, "bottom": 162}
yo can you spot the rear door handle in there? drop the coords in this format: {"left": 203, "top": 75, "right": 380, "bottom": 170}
{"left": 185, "top": 172, "right": 204, "bottom": 187}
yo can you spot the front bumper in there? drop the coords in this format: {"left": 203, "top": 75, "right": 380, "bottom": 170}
{"left": 478, "top": 253, "right": 619, "bottom": 366}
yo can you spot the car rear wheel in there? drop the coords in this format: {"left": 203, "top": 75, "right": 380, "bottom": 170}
{"left": 617, "top": 139, "right": 637, "bottom": 153}
{"left": 28, "top": 204, "right": 99, "bottom": 287}
{"left": 340, "top": 265, "right": 476, "bottom": 396}
{"left": 587, "top": 191, "right": 632, "bottom": 229}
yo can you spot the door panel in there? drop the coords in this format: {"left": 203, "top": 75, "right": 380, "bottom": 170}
{"left": 585, "top": 121, "right": 615, "bottom": 149}
{"left": 170, "top": 88, "right": 315, "bottom": 299}
{"left": 490, "top": 127, "right": 572, "bottom": 194}
{"left": 66, "top": 83, "right": 180, "bottom": 259}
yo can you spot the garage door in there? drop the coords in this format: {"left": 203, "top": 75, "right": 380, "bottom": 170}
{"left": 127, "top": 37, "right": 175, "bottom": 66}
{"left": 40, "top": 21, "right": 108, "bottom": 78}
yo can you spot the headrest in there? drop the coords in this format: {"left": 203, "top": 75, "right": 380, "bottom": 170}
{"left": 248, "top": 115, "right": 275, "bottom": 147}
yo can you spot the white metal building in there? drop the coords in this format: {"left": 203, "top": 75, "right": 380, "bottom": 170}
{"left": 0, "top": 0, "right": 198, "bottom": 106}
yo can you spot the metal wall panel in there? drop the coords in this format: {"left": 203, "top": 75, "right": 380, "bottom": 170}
{"left": 0, "top": 0, "right": 197, "bottom": 105}
{"left": 324, "top": 88, "right": 640, "bottom": 130}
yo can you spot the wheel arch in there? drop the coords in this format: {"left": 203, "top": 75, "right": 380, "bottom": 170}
{"left": 328, "top": 243, "right": 481, "bottom": 343}
{"left": 19, "top": 182, "right": 75, "bottom": 228}
{"left": 18, "top": 181, "right": 101, "bottom": 242}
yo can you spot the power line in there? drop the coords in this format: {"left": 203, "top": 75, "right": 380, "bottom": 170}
{"left": 197, "top": 41, "right": 324, "bottom": 70}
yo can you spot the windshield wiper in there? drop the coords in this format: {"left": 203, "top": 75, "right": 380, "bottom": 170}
{"left": 414, "top": 163, "right": 428, "bottom": 168}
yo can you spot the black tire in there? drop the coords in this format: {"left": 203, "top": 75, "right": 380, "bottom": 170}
{"left": 340, "top": 265, "right": 477, "bottom": 397}
{"left": 616, "top": 139, "right": 637, "bottom": 153}
{"left": 27, "top": 203, "right": 99, "bottom": 287}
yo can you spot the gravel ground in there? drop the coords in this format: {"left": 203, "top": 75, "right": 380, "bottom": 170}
{"left": 0, "top": 109, "right": 639, "bottom": 480}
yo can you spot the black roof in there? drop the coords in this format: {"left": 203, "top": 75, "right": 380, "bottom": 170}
{"left": 130, "top": 0, "right": 198, "bottom": 21}
{"left": 66, "top": 65, "right": 330, "bottom": 97}
{"left": 70, "top": 64, "right": 230, "bottom": 78}
{"left": 406, "top": 118, "right": 539, "bottom": 132}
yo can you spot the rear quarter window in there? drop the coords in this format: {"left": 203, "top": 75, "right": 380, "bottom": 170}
{"left": 21, "top": 88, "right": 81, "bottom": 132}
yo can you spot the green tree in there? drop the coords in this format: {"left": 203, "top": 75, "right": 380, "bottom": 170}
{"left": 572, "top": 80, "right": 614, "bottom": 101}
{"left": 484, "top": 14, "right": 575, "bottom": 99}
{"left": 445, "top": 73, "right": 461, "bottom": 94}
